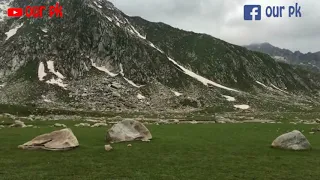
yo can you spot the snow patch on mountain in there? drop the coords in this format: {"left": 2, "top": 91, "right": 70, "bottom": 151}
{"left": 124, "top": 77, "right": 144, "bottom": 88}
{"left": 46, "top": 78, "right": 67, "bottom": 89}
{"left": 42, "top": 95, "right": 53, "bottom": 103}
{"left": 119, "top": 63, "right": 124, "bottom": 76}
{"left": 41, "top": 28, "right": 48, "bottom": 33}
{"left": 93, "top": 1, "right": 102, "bottom": 8}
{"left": 137, "top": 93, "right": 146, "bottom": 100}
{"left": 234, "top": 104, "right": 250, "bottom": 110}
{"left": 91, "top": 59, "right": 118, "bottom": 77}
{"left": 271, "top": 84, "right": 289, "bottom": 94}
{"left": 167, "top": 57, "right": 240, "bottom": 92}
{"left": 255, "top": 81, "right": 268, "bottom": 88}
{"left": 5, "top": 23, "right": 24, "bottom": 41}
{"left": 47, "top": 61, "right": 65, "bottom": 79}
{"left": 171, "top": 90, "right": 182, "bottom": 96}
{"left": 129, "top": 25, "right": 146, "bottom": 39}
{"left": 105, "top": 15, "right": 112, "bottom": 22}
{"left": 119, "top": 63, "right": 144, "bottom": 88}
{"left": 38, "top": 62, "right": 47, "bottom": 81}
{"left": 149, "top": 42, "right": 164, "bottom": 53}
{"left": 222, "top": 95, "right": 236, "bottom": 102}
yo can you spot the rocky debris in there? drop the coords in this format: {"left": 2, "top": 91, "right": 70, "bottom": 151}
{"left": 104, "top": 144, "right": 113, "bottom": 151}
{"left": 54, "top": 123, "right": 67, "bottom": 128}
{"left": 2, "top": 113, "right": 17, "bottom": 120}
{"left": 106, "top": 119, "right": 152, "bottom": 143}
{"left": 309, "top": 132, "right": 315, "bottom": 134}
{"left": 109, "top": 116, "right": 123, "bottom": 121}
{"left": 0, "top": 125, "right": 5, "bottom": 128}
{"left": 173, "top": 119, "right": 180, "bottom": 124}
{"left": 190, "top": 120, "right": 198, "bottom": 124}
{"left": 9, "top": 120, "right": 27, "bottom": 128}
{"left": 75, "top": 123, "right": 91, "bottom": 127}
{"left": 271, "top": 130, "right": 311, "bottom": 150}
{"left": 18, "top": 128, "right": 79, "bottom": 151}
{"left": 91, "top": 123, "right": 108, "bottom": 127}
{"left": 127, "top": 144, "right": 132, "bottom": 147}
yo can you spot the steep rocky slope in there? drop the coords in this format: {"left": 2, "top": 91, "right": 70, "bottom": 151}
{"left": 1, "top": 0, "right": 320, "bottom": 113}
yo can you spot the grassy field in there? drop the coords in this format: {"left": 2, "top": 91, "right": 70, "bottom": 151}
{"left": 0, "top": 123, "right": 320, "bottom": 180}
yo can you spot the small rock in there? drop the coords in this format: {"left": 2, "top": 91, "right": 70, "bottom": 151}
{"left": 309, "top": 132, "right": 315, "bottom": 134}
{"left": 112, "top": 92, "right": 121, "bottom": 98}
{"left": 75, "top": 123, "right": 91, "bottom": 127}
{"left": 173, "top": 119, "right": 180, "bottom": 124}
{"left": 54, "top": 123, "right": 67, "bottom": 128}
{"left": 127, "top": 144, "right": 132, "bottom": 147}
{"left": 190, "top": 120, "right": 198, "bottom": 124}
{"left": 105, "top": 145, "right": 113, "bottom": 151}
{"left": 91, "top": 123, "right": 108, "bottom": 127}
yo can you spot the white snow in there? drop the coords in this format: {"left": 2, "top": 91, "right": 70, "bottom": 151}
{"left": 46, "top": 78, "right": 68, "bottom": 89}
{"left": 105, "top": 15, "right": 112, "bottom": 22}
{"left": 270, "top": 84, "right": 289, "bottom": 94}
{"left": 43, "top": 99, "right": 53, "bottom": 103}
{"left": 119, "top": 63, "right": 144, "bottom": 88}
{"left": 47, "top": 61, "right": 65, "bottom": 79}
{"left": 91, "top": 59, "right": 118, "bottom": 77}
{"left": 38, "top": 62, "right": 47, "bottom": 81}
{"left": 234, "top": 105, "right": 250, "bottom": 110}
{"left": 255, "top": 81, "right": 268, "bottom": 88}
{"left": 93, "top": 1, "right": 102, "bottom": 8}
{"left": 42, "top": 95, "right": 53, "bottom": 103}
{"left": 129, "top": 25, "right": 146, "bottom": 39}
{"left": 171, "top": 90, "right": 182, "bottom": 96}
{"left": 167, "top": 57, "right": 240, "bottom": 92}
{"left": 222, "top": 95, "right": 236, "bottom": 102}
{"left": 41, "top": 28, "right": 48, "bottom": 33}
{"left": 119, "top": 63, "right": 124, "bottom": 76}
{"left": 124, "top": 77, "right": 144, "bottom": 88}
{"left": 149, "top": 42, "right": 164, "bottom": 53}
{"left": 5, "top": 23, "right": 24, "bottom": 41}
{"left": 137, "top": 93, "right": 146, "bottom": 100}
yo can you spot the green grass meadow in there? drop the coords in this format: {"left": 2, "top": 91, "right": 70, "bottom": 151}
{"left": 0, "top": 123, "right": 320, "bottom": 179}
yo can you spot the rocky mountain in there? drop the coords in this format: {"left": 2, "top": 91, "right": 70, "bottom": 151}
{"left": 1, "top": 0, "right": 320, "bottom": 114}
{"left": 245, "top": 43, "right": 320, "bottom": 71}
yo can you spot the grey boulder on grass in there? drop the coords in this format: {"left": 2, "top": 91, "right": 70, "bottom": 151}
{"left": 18, "top": 128, "right": 79, "bottom": 151}
{"left": 106, "top": 120, "right": 152, "bottom": 143}
{"left": 271, "top": 130, "right": 311, "bottom": 150}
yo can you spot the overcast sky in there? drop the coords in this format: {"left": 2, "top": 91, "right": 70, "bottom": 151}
{"left": 110, "top": 0, "right": 320, "bottom": 53}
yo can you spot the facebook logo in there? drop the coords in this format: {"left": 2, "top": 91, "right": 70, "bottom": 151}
{"left": 244, "top": 5, "right": 261, "bottom": 20}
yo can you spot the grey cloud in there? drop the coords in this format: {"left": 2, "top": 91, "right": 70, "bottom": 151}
{"left": 110, "top": 0, "right": 320, "bottom": 53}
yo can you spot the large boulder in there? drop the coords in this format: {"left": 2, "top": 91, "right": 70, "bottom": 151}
{"left": 271, "top": 130, "right": 311, "bottom": 150}
{"left": 18, "top": 128, "right": 79, "bottom": 151}
{"left": 106, "top": 120, "right": 152, "bottom": 143}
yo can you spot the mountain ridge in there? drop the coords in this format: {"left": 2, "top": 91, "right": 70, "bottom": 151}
{"left": 1, "top": 0, "right": 320, "bottom": 113}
